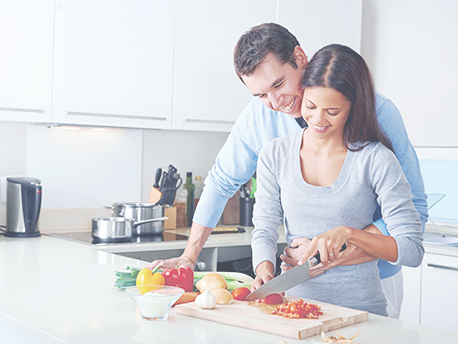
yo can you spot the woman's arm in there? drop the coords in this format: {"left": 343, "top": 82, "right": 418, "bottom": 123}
{"left": 299, "top": 143, "right": 424, "bottom": 268}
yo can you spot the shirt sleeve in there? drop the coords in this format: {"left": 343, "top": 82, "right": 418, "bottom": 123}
{"left": 370, "top": 143, "right": 425, "bottom": 268}
{"left": 374, "top": 93, "right": 429, "bottom": 234}
{"left": 250, "top": 141, "right": 283, "bottom": 274}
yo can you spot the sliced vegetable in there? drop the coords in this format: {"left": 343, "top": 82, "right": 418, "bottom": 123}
{"left": 136, "top": 266, "right": 165, "bottom": 295}
{"left": 272, "top": 299, "right": 323, "bottom": 319}
{"left": 163, "top": 267, "right": 194, "bottom": 292}
{"left": 260, "top": 293, "right": 283, "bottom": 304}
{"left": 232, "top": 287, "right": 251, "bottom": 301}
{"left": 195, "top": 289, "right": 217, "bottom": 309}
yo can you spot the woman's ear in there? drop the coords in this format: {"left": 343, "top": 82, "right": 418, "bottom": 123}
{"left": 293, "top": 46, "right": 308, "bottom": 69}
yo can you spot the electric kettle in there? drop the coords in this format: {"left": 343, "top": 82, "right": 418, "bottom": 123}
{"left": 5, "top": 177, "right": 42, "bottom": 237}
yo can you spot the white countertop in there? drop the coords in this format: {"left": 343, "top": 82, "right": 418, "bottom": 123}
{"left": 1, "top": 233, "right": 458, "bottom": 344}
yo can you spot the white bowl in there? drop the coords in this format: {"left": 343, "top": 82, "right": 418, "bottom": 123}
{"left": 125, "top": 285, "right": 184, "bottom": 321}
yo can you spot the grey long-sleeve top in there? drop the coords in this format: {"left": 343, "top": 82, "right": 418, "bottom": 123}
{"left": 252, "top": 129, "right": 424, "bottom": 316}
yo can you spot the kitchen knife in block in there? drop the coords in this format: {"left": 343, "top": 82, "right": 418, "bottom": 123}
{"left": 148, "top": 186, "right": 162, "bottom": 204}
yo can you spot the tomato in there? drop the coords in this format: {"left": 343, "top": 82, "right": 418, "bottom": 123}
{"left": 136, "top": 268, "right": 165, "bottom": 295}
{"left": 260, "top": 293, "right": 283, "bottom": 304}
{"left": 232, "top": 287, "right": 251, "bottom": 301}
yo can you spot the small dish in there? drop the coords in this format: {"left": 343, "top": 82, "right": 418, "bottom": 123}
{"left": 125, "top": 285, "right": 184, "bottom": 321}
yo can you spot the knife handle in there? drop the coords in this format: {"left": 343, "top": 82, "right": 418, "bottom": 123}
{"left": 313, "top": 243, "right": 347, "bottom": 265}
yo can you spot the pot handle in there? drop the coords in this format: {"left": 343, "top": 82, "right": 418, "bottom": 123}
{"left": 132, "top": 216, "right": 169, "bottom": 227}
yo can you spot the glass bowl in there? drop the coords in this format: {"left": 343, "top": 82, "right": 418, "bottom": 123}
{"left": 125, "top": 285, "right": 185, "bottom": 321}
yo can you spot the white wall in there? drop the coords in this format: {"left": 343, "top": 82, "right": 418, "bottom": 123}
{"left": 0, "top": 121, "right": 228, "bottom": 214}
{"left": 361, "top": 0, "right": 458, "bottom": 148}
{"left": 141, "top": 129, "right": 229, "bottom": 201}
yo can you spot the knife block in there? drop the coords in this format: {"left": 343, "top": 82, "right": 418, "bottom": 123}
{"left": 164, "top": 206, "right": 177, "bottom": 230}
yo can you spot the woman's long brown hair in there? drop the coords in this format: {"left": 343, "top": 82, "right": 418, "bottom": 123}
{"left": 302, "top": 44, "right": 393, "bottom": 151}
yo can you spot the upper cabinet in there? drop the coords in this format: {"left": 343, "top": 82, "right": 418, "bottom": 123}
{"left": 1, "top": 1, "right": 363, "bottom": 132}
{"left": 0, "top": 1, "right": 54, "bottom": 122}
{"left": 277, "top": 0, "right": 362, "bottom": 56}
{"left": 52, "top": 0, "right": 175, "bottom": 129}
{"left": 171, "top": 0, "right": 276, "bottom": 132}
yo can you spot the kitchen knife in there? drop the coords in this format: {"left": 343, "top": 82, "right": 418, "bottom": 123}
{"left": 245, "top": 243, "right": 347, "bottom": 300}
{"left": 153, "top": 168, "right": 162, "bottom": 189}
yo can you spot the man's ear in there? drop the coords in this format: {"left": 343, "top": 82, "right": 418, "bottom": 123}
{"left": 293, "top": 46, "right": 308, "bottom": 69}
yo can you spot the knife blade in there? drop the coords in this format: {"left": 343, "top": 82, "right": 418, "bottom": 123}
{"left": 245, "top": 243, "right": 347, "bottom": 300}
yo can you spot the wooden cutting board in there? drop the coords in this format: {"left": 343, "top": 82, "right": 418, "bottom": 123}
{"left": 175, "top": 296, "right": 368, "bottom": 340}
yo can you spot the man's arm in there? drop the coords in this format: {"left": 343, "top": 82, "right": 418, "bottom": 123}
{"left": 281, "top": 224, "right": 380, "bottom": 273}
{"left": 375, "top": 93, "right": 428, "bottom": 231}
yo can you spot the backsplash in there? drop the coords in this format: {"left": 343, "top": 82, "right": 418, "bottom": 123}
{"left": 420, "top": 159, "right": 458, "bottom": 224}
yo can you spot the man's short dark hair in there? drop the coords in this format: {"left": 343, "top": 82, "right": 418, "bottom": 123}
{"left": 234, "top": 23, "right": 300, "bottom": 81}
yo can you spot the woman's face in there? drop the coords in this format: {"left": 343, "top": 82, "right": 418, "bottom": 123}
{"left": 301, "top": 87, "right": 351, "bottom": 141}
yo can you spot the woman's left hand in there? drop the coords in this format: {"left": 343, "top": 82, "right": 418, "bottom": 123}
{"left": 298, "top": 226, "right": 351, "bottom": 266}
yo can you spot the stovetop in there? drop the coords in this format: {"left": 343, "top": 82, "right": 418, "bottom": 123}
{"left": 45, "top": 230, "right": 189, "bottom": 246}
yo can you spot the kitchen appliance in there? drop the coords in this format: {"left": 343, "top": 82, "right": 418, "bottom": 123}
{"left": 91, "top": 216, "right": 168, "bottom": 243}
{"left": 108, "top": 202, "right": 165, "bottom": 235}
{"left": 46, "top": 230, "right": 189, "bottom": 245}
{"left": 175, "top": 296, "right": 368, "bottom": 340}
{"left": 246, "top": 243, "right": 347, "bottom": 300}
{"left": 4, "top": 177, "right": 42, "bottom": 238}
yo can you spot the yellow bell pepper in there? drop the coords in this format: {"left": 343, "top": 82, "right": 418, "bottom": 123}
{"left": 136, "top": 266, "right": 165, "bottom": 294}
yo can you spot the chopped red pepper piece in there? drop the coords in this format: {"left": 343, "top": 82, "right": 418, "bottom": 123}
{"left": 162, "top": 267, "right": 194, "bottom": 292}
{"left": 272, "top": 299, "right": 323, "bottom": 319}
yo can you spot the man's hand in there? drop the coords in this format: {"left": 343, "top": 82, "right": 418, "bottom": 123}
{"left": 145, "top": 222, "right": 213, "bottom": 271}
{"left": 280, "top": 237, "right": 312, "bottom": 271}
{"left": 145, "top": 254, "right": 195, "bottom": 270}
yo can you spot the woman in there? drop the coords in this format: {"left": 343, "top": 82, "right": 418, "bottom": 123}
{"left": 251, "top": 44, "right": 424, "bottom": 316}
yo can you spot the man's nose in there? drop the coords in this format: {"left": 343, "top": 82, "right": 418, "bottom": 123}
{"left": 268, "top": 92, "right": 281, "bottom": 109}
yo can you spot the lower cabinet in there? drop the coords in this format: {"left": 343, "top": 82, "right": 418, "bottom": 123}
{"left": 420, "top": 253, "right": 458, "bottom": 333}
{"left": 400, "top": 251, "right": 458, "bottom": 334}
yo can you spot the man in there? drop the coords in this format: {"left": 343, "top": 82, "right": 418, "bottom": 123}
{"left": 147, "top": 23, "right": 428, "bottom": 319}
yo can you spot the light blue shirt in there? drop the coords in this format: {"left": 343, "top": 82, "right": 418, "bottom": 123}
{"left": 193, "top": 93, "right": 428, "bottom": 279}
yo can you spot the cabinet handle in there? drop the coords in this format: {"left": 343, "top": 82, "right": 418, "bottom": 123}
{"left": 66, "top": 111, "right": 167, "bottom": 121}
{"left": 427, "top": 263, "right": 458, "bottom": 272}
{"left": 182, "top": 118, "right": 234, "bottom": 125}
{"left": 0, "top": 107, "right": 44, "bottom": 114}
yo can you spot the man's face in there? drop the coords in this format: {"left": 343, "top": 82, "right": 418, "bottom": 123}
{"left": 241, "top": 46, "right": 308, "bottom": 118}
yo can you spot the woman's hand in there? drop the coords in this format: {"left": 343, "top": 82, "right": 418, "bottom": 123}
{"left": 299, "top": 226, "right": 351, "bottom": 266}
{"left": 252, "top": 261, "right": 275, "bottom": 292}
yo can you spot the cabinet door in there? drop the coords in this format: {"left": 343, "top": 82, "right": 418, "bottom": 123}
{"left": 52, "top": 0, "right": 175, "bottom": 129}
{"left": 277, "top": 0, "right": 363, "bottom": 56}
{"left": 0, "top": 1, "right": 54, "bottom": 122}
{"left": 172, "top": 0, "right": 276, "bottom": 132}
{"left": 421, "top": 253, "right": 458, "bottom": 333}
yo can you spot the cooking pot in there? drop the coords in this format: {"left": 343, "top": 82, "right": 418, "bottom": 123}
{"left": 91, "top": 216, "right": 168, "bottom": 243}
{"left": 107, "top": 202, "right": 165, "bottom": 235}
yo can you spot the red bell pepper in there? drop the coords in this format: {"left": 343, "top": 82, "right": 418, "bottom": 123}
{"left": 162, "top": 267, "right": 194, "bottom": 292}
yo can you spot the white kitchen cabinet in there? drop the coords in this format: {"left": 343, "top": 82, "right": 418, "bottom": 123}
{"left": 0, "top": 1, "right": 54, "bottom": 122}
{"left": 420, "top": 252, "right": 458, "bottom": 333}
{"left": 277, "top": 0, "right": 363, "bottom": 56}
{"left": 171, "top": 0, "right": 276, "bottom": 132}
{"left": 399, "top": 266, "right": 421, "bottom": 324}
{"left": 52, "top": 0, "right": 175, "bottom": 129}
